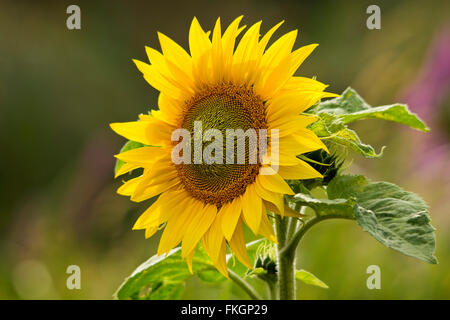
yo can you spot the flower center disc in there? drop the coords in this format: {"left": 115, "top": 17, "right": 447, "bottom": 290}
{"left": 176, "top": 84, "right": 266, "bottom": 207}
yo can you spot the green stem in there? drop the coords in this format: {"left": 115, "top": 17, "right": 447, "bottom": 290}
{"left": 287, "top": 205, "right": 304, "bottom": 239}
{"left": 228, "top": 269, "right": 263, "bottom": 300}
{"left": 274, "top": 215, "right": 288, "bottom": 247}
{"left": 275, "top": 211, "right": 354, "bottom": 300}
{"left": 275, "top": 216, "right": 296, "bottom": 300}
{"left": 287, "top": 217, "right": 298, "bottom": 239}
{"left": 267, "top": 279, "right": 278, "bottom": 300}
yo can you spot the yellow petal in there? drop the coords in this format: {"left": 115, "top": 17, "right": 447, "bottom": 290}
{"left": 258, "top": 203, "right": 277, "bottom": 243}
{"left": 133, "top": 59, "right": 188, "bottom": 100}
{"left": 271, "top": 134, "right": 326, "bottom": 159}
{"left": 133, "top": 198, "right": 162, "bottom": 230}
{"left": 259, "top": 29, "right": 298, "bottom": 71}
{"left": 221, "top": 16, "right": 244, "bottom": 79}
{"left": 268, "top": 115, "right": 318, "bottom": 136}
{"left": 133, "top": 189, "right": 189, "bottom": 230}
{"left": 189, "top": 17, "right": 212, "bottom": 59}
{"left": 157, "top": 198, "right": 200, "bottom": 255}
{"left": 110, "top": 121, "right": 151, "bottom": 145}
{"left": 284, "top": 205, "right": 303, "bottom": 218}
{"left": 264, "top": 200, "right": 282, "bottom": 216}
{"left": 211, "top": 17, "right": 224, "bottom": 82}
{"left": 283, "top": 76, "right": 328, "bottom": 91}
{"left": 202, "top": 214, "right": 229, "bottom": 277}
{"left": 186, "top": 246, "right": 197, "bottom": 274}
{"left": 232, "top": 21, "right": 262, "bottom": 84}
{"left": 164, "top": 58, "right": 196, "bottom": 94}
{"left": 257, "top": 20, "right": 284, "bottom": 56}
{"left": 157, "top": 189, "right": 191, "bottom": 222}
{"left": 215, "top": 240, "right": 229, "bottom": 278}
{"left": 159, "top": 92, "right": 182, "bottom": 115}
{"left": 293, "top": 129, "right": 328, "bottom": 153}
{"left": 115, "top": 162, "right": 140, "bottom": 178}
{"left": 203, "top": 209, "right": 225, "bottom": 263}
{"left": 117, "top": 176, "right": 142, "bottom": 196}
{"left": 241, "top": 184, "right": 262, "bottom": 235}
{"left": 157, "top": 32, "right": 193, "bottom": 77}
{"left": 267, "top": 91, "right": 339, "bottom": 120}
{"left": 233, "top": 21, "right": 261, "bottom": 64}
{"left": 131, "top": 177, "right": 180, "bottom": 202}
{"left": 257, "top": 168, "right": 294, "bottom": 195}
{"left": 189, "top": 17, "right": 212, "bottom": 85}
{"left": 259, "top": 44, "right": 318, "bottom": 99}
{"left": 145, "top": 46, "right": 167, "bottom": 69}
{"left": 254, "top": 177, "right": 285, "bottom": 215}
{"left": 114, "top": 146, "right": 163, "bottom": 165}
{"left": 278, "top": 160, "right": 323, "bottom": 180}
{"left": 263, "top": 150, "right": 303, "bottom": 166}
{"left": 142, "top": 154, "right": 176, "bottom": 178}
{"left": 228, "top": 219, "right": 252, "bottom": 269}
{"left": 182, "top": 204, "right": 217, "bottom": 258}
{"left": 221, "top": 197, "right": 242, "bottom": 241}
{"left": 147, "top": 169, "right": 178, "bottom": 186}
{"left": 145, "top": 226, "right": 159, "bottom": 239}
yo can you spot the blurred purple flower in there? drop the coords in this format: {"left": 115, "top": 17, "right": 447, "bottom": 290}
{"left": 399, "top": 26, "right": 450, "bottom": 180}
{"left": 402, "top": 27, "right": 450, "bottom": 119}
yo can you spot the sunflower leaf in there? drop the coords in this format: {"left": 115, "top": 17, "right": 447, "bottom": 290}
{"left": 327, "top": 175, "right": 438, "bottom": 264}
{"left": 314, "top": 87, "right": 371, "bottom": 114}
{"left": 324, "top": 125, "right": 385, "bottom": 158}
{"left": 288, "top": 174, "right": 437, "bottom": 264}
{"left": 296, "top": 269, "right": 329, "bottom": 289}
{"left": 115, "top": 239, "right": 267, "bottom": 300}
{"left": 114, "top": 245, "right": 213, "bottom": 300}
{"left": 288, "top": 192, "right": 355, "bottom": 218}
{"left": 309, "top": 113, "right": 383, "bottom": 158}
{"left": 308, "top": 87, "right": 429, "bottom": 158}
{"left": 114, "top": 140, "right": 145, "bottom": 175}
{"left": 327, "top": 174, "right": 369, "bottom": 200}
{"left": 315, "top": 87, "right": 429, "bottom": 132}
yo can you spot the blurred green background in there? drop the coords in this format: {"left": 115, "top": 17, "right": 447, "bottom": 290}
{"left": 1, "top": 0, "right": 449, "bottom": 299}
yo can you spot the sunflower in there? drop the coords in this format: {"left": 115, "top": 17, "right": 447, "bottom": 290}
{"left": 110, "top": 16, "right": 337, "bottom": 277}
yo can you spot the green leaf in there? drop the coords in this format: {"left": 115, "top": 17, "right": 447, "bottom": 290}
{"left": 247, "top": 267, "right": 267, "bottom": 276}
{"left": 325, "top": 125, "right": 385, "bottom": 158}
{"left": 114, "top": 140, "right": 145, "bottom": 175}
{"left": 308, "top": 87, "right": 429, "bottom": 158}
{"left": 196, "top": 269, "right": 226, "bottom": 283}
{"left": 309, "top": 113, "right": 383, "bottom": 158}
{"left": 114, "top": 245, "right": 214, "bottom": 300}
{"left": 295, "top": 269, "right": 329, "bottom": 289}
{"left": 115, "top": 239, "right": 268, "bottom": 300}
{"left": 339, "top": 104, "right": 429, "bottom": 131}
{"left": 328, "top": 175, "right": 437, "bottom": 264}
{"left": 289, "top": 192, "right": 355, "bottom": 219}
{"left": 289, "top": 174, "right": 437, "bottom": 264}
{"left": 315, "top": 87, "right": 371, "bottom": 114}
{"left": 354, "top": 181, "right": 437, "bottom": 264}
{"left": 315, "top": 87, "right": 429, "bottom": 132}
{"left": 327, "top": 174, "right": 369, "bottom": 200}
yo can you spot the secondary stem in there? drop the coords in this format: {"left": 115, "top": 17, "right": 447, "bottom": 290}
{"left": 228, "top": 269, "right": 263, "bottom": 300}
{"left": 281, "top": 214, "right": 354, "bottom": 257}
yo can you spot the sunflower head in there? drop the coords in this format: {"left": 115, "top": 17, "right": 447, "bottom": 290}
{"left": 110, "top": 16, "right": 338, "bottom": 277}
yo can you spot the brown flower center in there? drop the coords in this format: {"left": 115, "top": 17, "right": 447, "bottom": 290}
{"left": 175, "top": 84, "right": 266, "bottom": 207}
